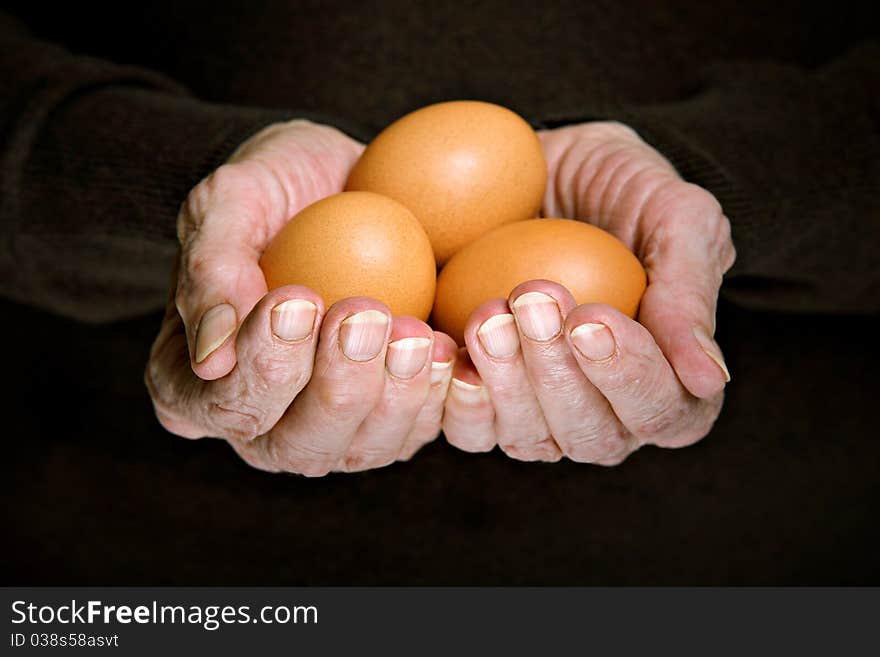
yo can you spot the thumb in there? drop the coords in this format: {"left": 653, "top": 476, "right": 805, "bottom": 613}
{"left": 637, "top": 208, "right": 735, "bottom": 399}
{"left": 175, "top": 165, "right": 273, "bottom": 381}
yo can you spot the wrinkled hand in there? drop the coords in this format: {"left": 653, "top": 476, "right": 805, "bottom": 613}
{"left": 443, "top": 121, "right": 735, "bottom": 465}
{"left": 146, "top": 120, "right": 457, "bottom": 475}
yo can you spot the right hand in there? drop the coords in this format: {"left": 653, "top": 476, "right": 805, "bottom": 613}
{"left": 145, "top": 120, "right": 457, "bottom": 475}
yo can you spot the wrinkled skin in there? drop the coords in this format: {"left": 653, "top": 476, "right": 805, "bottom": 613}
{"left": 146, "top": 119, "right": 734, "bottom": 474}
{"left": 442, "top": 122, "right": 735, "bottom": 464}
{"left": 145, "top": 120, "right": 457, "bottom": 475}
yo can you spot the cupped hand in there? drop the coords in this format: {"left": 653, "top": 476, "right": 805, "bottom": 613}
{"left": 442, "top": 121, "right": 736, "bottom": 464}
{"left": 145, "top": 120, "right": 457, "bottom": 475}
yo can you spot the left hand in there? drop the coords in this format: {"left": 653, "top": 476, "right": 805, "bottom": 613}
{"left": 441, "top": 121, "right": 736, "bottom": 465}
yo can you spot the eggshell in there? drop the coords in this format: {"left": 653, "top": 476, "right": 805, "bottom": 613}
{"left": 259, "top": 191, "right": 436, "bottom": 320}
{"left": 345, "top": 100, "right": 546, "bottom": 265}
{"left": 432, "top": 219, "right": 647, "bottom": 344}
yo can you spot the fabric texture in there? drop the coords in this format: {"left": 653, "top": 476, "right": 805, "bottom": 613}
{"left": 1, "top": 1, "right": 878, "bottom": 584}
{"left": 2, "top": 2, "right": 879, "bottom": 319}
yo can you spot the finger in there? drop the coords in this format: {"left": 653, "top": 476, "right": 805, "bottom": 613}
{"left": 342, "top": 317, "right": 435, "bottom": 472}
{"left": 464, "top": 298, "right": 560, "bottom": 462}
{"left": 441, "top": 348, "right": 497, "bottom": 454}
{"left": 234, "top": 298, "right": 391, "bottom": 476}
{"left": 175, "top": 163, "right": 280, "bottom": 381}
{"left": 507, "top": 282, "right": 630, "bottom": 463}
{"left": 639, "top": 192, "right": 735, "bottom": 399}
{"left": 566, "top": 303, "right": 720, "bottom": 452}
{"left": 537, "top": 122, "right": 668, "bottom": 222}
{"left": 198, "top": 285, "right": 323, "bottom": 439}
{"left": 508, "top": 280, "right": 632, "bottom": 463}
{"left": 399, "top": 331, "right": 458, "bottom": 461}
{"left": 146, "top": 284, "right": 323, "bottom": 442}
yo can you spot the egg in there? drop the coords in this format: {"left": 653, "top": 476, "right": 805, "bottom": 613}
{"left": 259, "top": 191, "right": 436, "bottom": 319}
{"left": 345, "top": 100, "right": 547, "bottom": 265}
{"left": 432, "top": 219, "right": 647, "bottom": 344}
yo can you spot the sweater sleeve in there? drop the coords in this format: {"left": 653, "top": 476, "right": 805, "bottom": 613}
{"left": 0, "top": 12, "right": 360, "bottom": 323}
{"left": 541, "top": 41, "right": 880, "bottom": 315}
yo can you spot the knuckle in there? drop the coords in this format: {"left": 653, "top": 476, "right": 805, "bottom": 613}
{"left": 266, "top": 436, "right": 339, "bottom": 477}
{"left": 602, "top": 353, "right": 653, "bottom": 396}
{"left": 173, "top": 286, "right": 187, "bottom": 317}
{"left": 658, "top": 404, "right": 720, "bottom": 448}
{"left": 718, "top": 212, "right": 734, "bottom": 242}
{"left": 210, "top": 399, "right": 269, "bottom": 442}
{"left": 399, "top": 430, "right": 440, "bottom": 461}
{"left": 630, "top": 400, "right": 688, "bottom": 441}
{"left": 498, "top": 443, "right": 530, "bottom": 461}
{"left": 407, "top": 419, "right": 443, "bottom": 448}
{"left": 295, "top": 459, "right": 335, "bottom": 477}
{"left": 663, "top": 426, "right": 707, "bottom": 449}
{"left": 561, "top": 421, "right": 626, "bottom": 463}
{"left": 443, "top": 429, "right": 495, "bottom": 454}
{"left": 563, "top": 440, "right": 602, "bottom": 463}
{"left": 209, "top": 163, "right": 273, "bottom": 216}
{"left": 290, "top": 367, "right": 312, "bottom": 395}
{"left": 177, "top": 251, "right": 244, "bottom": 310}
{"left": 680, "top": 181, "right": 723, "bottom": 214}
{"left": 316, "top": 385, "right": 369, "bottom": 419}
{"left": 725, "top": 241, "right": 737, "bottom": 272}
{"left": 602, "top": 120, "right": 641, "bottom": 141}
{"left": 148, "top": 389, "right": 174, "bottom": 424}
{"left": 689, "top": 411, "right": 719, "bottom": 444}
{"left": 694, "top": 412, "right": 718, "bottom": 441}
{"left": 145, "top": 360, "right": 186, "bottom": 420}
{"left": 595, "top": 448, "right": 633, "bottom": 467}
{"left": 177, "top": 190, "right": 205, "bottom": 245}
{"left": 145, "top": 364, "right": 206, "bottom": 439}
{"left": 176, "top": 206, "right": 195, "bottom": 246}
{"left": 204, "top": 162, "right": 249, "bottom": 195}
{"left": 342, "top": 449, "right": 397, "bottom": 473}
{"left": 153, "top": 407, "right": 204, "bottom": 440}
{"left": 251, "top": 351, "right": 301, "bottom": 390}
{"left": 397, "top": 444, "right": 422, "bottom": 462}
{"left": 172, "top": 288, "right": 199, "bottom": 330}
{"left": 183, "top": 247, "right": 226, "bottom": 283}
{"left": 496, "top": 425, "right": 551, "bottom": 453}
{"left": 143, "top": 359, "right": 164, "bottom": 403}
{"left": 720, "top": 220, "right": 737, "bottom": 272}
{"left": 528, "top": 364, "right": 577, "bottom": 393}
{"left": 179, "top": 167, "right": 242, "bottom": 241}
{"left": 657, "top": 182, "right": 725, "bottom": 234}
{"left": 498, "top": 440, "right": 559, "bottom": 463}
{"left": 179, "top": 162, "right": 269, "bottom": 247}
{"left": 482, "top": 379, "right": 523, "bottom": 406}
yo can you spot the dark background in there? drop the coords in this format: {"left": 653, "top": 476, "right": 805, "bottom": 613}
{"left": 2, "top": 1, "right": 879, "bottom": 584}
{"left": 3, "top": 298, "right": 878, "bottom": 584}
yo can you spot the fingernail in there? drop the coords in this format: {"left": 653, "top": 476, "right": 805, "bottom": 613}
{"left": 339, "top": 310, "right": 389, "bottom": 361}
{"left": 477, "top": 313, "right": 519, "bottom": 359}
{"left": 430, "top": 360, "right": 453, "bottom": 386}
{"left": 693, "top": 325, "right": 731, "bottom": 382}
{"left": 512, "top": 291, "right": 562, "bottom": 341}
{"left": 386, "top": 337, "right": 432, "bottom": 379}
{"left": 570, "top": 322, "right": 616, "bottom": 361}
{"left": 195, "top": 303, "right": 236, "bottom": 363}
{"left": 449, "top": 378, "right": 489, "bottom": 405}
{"left": 271, "top": 299, "right": 317, "bottom": 341}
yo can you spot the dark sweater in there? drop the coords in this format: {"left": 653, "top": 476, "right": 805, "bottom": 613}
{"left": 2, "top": 0, "right": 878, "bottom": 320}
{"left": 2, "top": 2, "right": 879, "bottom": 585}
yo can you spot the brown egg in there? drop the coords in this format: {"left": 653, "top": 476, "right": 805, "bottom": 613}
{"left": 260, "top": 191, "right": 436, "bottom": 319}
{"left": 345, "top": 100, "right": 546, "bottom": 265}
{"left": 432, "top": 219, "right": 647, "bottom": 344}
